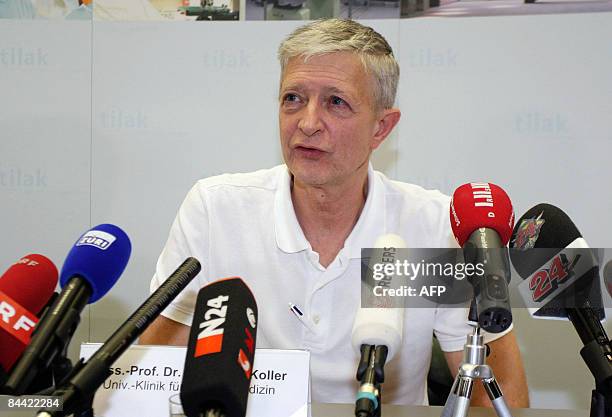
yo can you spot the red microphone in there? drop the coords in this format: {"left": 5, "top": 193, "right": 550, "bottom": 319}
{"left": 449, "top": 183, "right": 515, "bottom": 333}
{"left": 0, "top": 255, "right": 58, "bottom": 374}
{"left": 450, "top": 182, "right": 515, "bottom": 246}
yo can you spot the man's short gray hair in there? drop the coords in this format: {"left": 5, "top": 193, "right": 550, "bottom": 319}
{"left": 278, "top": 18, "right": 399, "bottom": 111}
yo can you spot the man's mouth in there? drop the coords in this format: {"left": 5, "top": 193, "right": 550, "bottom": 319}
{"left": 294, "top": 145, "right": 326, "bottom": 159}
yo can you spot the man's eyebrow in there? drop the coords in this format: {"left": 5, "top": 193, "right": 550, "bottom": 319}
{"left": 279, "top": 83, "right": 306, "bottom": 93}
{"left": 325, "top": 86, "right": 358, "bottom": 102}
{"left": 326, "top": 86, "right": 351, "bottom": 96}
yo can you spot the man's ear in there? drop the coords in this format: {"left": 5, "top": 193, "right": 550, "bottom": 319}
{"left": 371, "top": 108, "right": 401, "bottom": 150}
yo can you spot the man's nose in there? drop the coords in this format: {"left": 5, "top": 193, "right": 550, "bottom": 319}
{"left": 298, "top": 101, "right": 324, "bottom": 137}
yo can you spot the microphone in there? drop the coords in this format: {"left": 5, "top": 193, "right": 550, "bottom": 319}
{"left": 180, "top": 277, "right": 258, "bottom": 417}
{"left": 352, "top": 234, "right": 406, "bottom": 417}
{"left": 0, "top": 255, "right": 58, "bottom": 377}
{"left": 450, "top": 182, "right": 514, "bottom": 333}
{"left": 36, "top": 258, "right": 201, "bottom": 417}
{"left": 5, "top": 224, "right": 131, "bottom": 395}
{"left": 509, "top": 203, "right": 603, "bottom": 320}
{"left": 510, "top": 204, "right": 612, "bottom": 414}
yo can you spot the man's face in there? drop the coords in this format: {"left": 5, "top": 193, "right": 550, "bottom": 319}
{"left": 279, "top": 52, "right": 383, "bottom": 188}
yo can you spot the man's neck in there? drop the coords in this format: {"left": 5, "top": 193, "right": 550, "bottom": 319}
{"left": 291, "top": 169, "right": 369, "bottom": 267}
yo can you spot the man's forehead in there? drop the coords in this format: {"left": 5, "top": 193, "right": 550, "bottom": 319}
{"left": 280, "top": 52, "right": 370, "bottom": 93}
{"left": 284, "top": 51, "right": 364, "bottom": 74}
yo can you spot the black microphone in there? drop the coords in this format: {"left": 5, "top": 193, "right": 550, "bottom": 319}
{"left": 450, "top": 183, "right": 515, "bottom": 333}
{"left": 6, "top": 224, "right": 131, "bottom": 395}
{"left": 510, "top": 203, "right": 604, "bottom": 320}
{"left": 510, "top": 203, "right": 612, "bottom": 415}
{"left": 36, "top": 257, "right": 201, "bottom": 417}
{"left": 180, "top": 277, "right": 258, "bottom": 417}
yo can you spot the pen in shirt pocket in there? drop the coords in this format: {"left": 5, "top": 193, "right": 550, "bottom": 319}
{"left": 289, "top": 302, "right": 317, "bottom": 333}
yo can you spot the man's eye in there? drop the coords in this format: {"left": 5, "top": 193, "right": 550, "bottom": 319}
{"left": 330, "top": 96, "right": 347, "bottom": 107}
{"left": 283, "top": 93, "right": 300, "bottom": 103}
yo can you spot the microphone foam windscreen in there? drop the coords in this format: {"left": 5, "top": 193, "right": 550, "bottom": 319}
{"left": 510, "top": 203, "right": 582, "bottom": 278}
{"left": 353, "top": 234, "right": 406, "bottom": 361}
{"left": 181, "top": 277, "right": 258, "bottom": 417}
{"left": 0, "top": 254, "right": 58, "bottom": 315}
{"left": 60, "top": 224, "right": 131, "bottom": 303}
{"left": 450, "top": 182, "right": 514, "bottom": 247}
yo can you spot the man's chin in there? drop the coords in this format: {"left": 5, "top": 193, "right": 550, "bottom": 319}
{"left": 293, "top": 174, "right": 330, "bottom": 188}
{"left": 288, "top": 166, "right": 332, "bottom": 188}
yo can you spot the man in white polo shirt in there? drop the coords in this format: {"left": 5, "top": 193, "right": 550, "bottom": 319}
{"left": 140, "top": 19, "right": 529, "bottom": 407}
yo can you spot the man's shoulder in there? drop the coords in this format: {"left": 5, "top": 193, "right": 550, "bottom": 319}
{"left": 375, "top": 170, "right": 451, "bottom": 208}
{"left": 373, "top": 171, "right": 455, "bottom": 247}
{"left": 193, "top": 165, "right": 286, "bottom": 193}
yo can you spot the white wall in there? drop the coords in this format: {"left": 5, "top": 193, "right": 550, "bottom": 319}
{"left": 1, "top": 14, "right": 611, "bottom": 410}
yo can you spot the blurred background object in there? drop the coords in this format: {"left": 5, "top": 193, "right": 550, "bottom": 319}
{"left": 0, "top": 0, "right": 37, "bottom": 19}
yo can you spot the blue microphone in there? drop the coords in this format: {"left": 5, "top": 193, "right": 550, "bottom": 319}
{"left": 5, "top": 224, "right": 131, "bottom": 395}
{"left": 59, "top": 224, "right": 131, "bottom": 302}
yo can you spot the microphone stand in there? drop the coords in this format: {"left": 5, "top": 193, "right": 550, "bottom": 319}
{"left": 441, "top": 301, "right": 513, "bottom": 417}
{"left": 6, "top": 281, "right": 90, "bottom": 395}
{"left": 566, "top": 303, "right": 612, "bottom": 417}
{"left": 35, "top": 358, "right": 97, "bottom": 417}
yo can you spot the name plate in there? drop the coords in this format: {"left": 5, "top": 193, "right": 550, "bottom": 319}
{"left": 80, "top": 344, "right": 310, "bottom": 417}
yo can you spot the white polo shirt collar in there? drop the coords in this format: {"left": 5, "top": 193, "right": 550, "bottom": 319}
{"left": 274, "top": 163, "right": 386, "bottom": 260}
{"left": 274, "top": 165, "right": 310, "bottom": 254}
